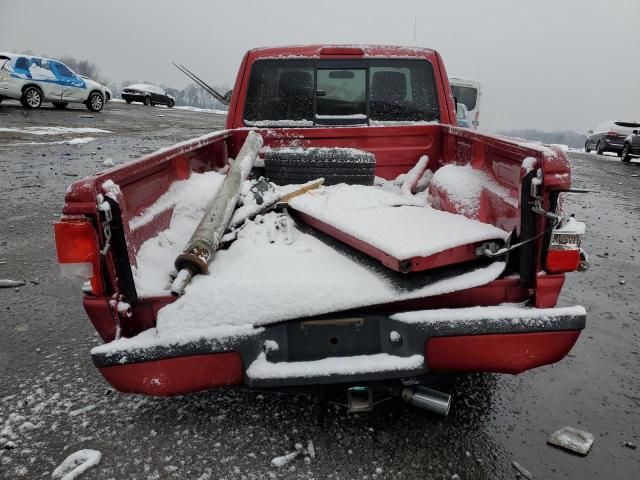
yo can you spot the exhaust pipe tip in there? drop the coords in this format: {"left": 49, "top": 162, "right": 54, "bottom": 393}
{"left": 402, "top": 386, "right": 451, "bottom": 417}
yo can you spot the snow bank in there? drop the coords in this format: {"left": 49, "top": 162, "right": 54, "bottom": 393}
{"left": 0, "top": 126, "right": 110, "bottom": 135}
{"left": 289, "top": 184, "right": 509, "bottom": 260}
{"left": 152, "top": 105, "right": 228, "bottom": 115}
{"left": 51, "top": 449, "right": 101, "bottom": 480}
{"left": 174, "top": 105, "right": 228, "bottom": 115}
{"left": 247, "top": 352, "right": 423, "bottom": 379}
{"left": 0, "top": 137, "right": 96, "bottom": 147}
{"left": 430, "top": 163, "right": 517, "bottom": 218}
{"left": 245, "top": 120, "right": 314, "bottom": 127}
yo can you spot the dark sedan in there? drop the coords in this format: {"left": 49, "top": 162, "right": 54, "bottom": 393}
{"left": 622, "top": 129, "right": 640, "bottom": 163}
{"left": 121, "top": 84, "right": 175, "bottom": 107}
{"left": 585, "top": 120, "right": 640, "bottom": 156}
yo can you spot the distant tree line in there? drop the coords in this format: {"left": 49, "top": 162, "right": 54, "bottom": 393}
{"left": 499, "top": 129, "right": 587, "bottom": 149}
{"left": 16, "top": 50, "right": 228, "bottom": 110}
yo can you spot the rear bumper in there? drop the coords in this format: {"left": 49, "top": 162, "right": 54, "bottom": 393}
{"left": 91, "top": 305, "right": 586, "bottom": 396}
{"left": 602, "top": 138, "right": 624, "bottom": 150}
{"left": 121, "top": 93, "right": 145, "bottom": 102}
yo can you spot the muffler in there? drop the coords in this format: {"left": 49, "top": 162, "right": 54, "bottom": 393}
{"left": 401, "top": 386, "right": 451, "bottom": 416}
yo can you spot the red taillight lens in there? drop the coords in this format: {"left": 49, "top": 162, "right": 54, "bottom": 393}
{"left": 606, "top": 130, "right": 623, "bottom": 137}
{"left": 546, "top": 226, "right": 583, "bottom": 274}
{"left": 54, "top": 219, "right": 103, "bottom": 294}
{"left": 547, "top": 249, "right": 581, "bottom": 273}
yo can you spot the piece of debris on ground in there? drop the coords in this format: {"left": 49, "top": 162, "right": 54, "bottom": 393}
{"left": 270, "top": 440, "right": 316, "bottom": 467}
{"left": 51, "top": 449, "right": 102, "bottom": 479}
{"left": 547, "top": 426, "right": 594, "bottom": 455}
{"left": 512, "top": 460, "right": 534, "bottom": 479}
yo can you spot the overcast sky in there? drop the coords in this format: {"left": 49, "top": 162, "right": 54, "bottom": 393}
{"left": 2, "top": 0, "right": 639, "bottom": 132}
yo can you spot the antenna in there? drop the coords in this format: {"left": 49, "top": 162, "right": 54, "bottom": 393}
{"left": 172, "top": 62, "right": 230, "bottom": 105}
{"left": 413, "top": 17, "right": 417, "bottom": 46}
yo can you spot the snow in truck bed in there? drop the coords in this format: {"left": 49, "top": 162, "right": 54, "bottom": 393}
{"left": 288, "top": 184, "right": 509, "bottom": 259}
{"left": 116, "top": 171, "right": 508, "bottom": 352}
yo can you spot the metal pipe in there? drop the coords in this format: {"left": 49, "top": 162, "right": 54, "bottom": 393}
{"left": 172, "top": 131, "right": 263, "bottom": 295}
{"left": 401, "top": 386, "right": 451, "bottom": 416}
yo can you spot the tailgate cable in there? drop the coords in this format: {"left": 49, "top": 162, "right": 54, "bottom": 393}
{"left": 478, "top": 180, "right": 563, "bottom": 259}
{"left": 480, "top": 169, "right": 561, "bottom": 259}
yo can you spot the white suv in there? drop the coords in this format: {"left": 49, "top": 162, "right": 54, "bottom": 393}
{"left": 0, "top": 53, "right": 108, "bottom": 112}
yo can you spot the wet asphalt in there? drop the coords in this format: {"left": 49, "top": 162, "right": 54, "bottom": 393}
{"left": 0, "top": 101, "right": 638, "bottom": 479}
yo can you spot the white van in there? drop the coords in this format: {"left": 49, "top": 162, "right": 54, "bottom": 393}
{"left": 0, "top": 53, "right": 107, "bottom": 111}
{"left": 449, "top": 77, "right": 481, "bottom": 129}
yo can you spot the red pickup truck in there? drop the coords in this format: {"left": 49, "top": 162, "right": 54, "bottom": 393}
{"left": 55, "top": 45, "right": 587, "bottom": 412}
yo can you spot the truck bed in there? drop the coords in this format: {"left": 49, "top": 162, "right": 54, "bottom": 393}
{"left": 61, "top": 124, "right": 573, "bottom": 340}
{"left": 57, "top": 123, "right": 583, "bottom": 395}
{"left": 131, "top": 172, "right": 509, "bottom": 333}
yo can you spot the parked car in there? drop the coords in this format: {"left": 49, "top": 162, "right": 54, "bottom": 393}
{"left": 450, "top": 76, "right": 481, "bottom": 129}
{"left": 121, "top": 84, "right": 175, "bottom": 107}
{"left": 56, "top": 45, "right": 587, "bottom": 411}
{"left": 80, "top": 75, "right": 111, "bottom": 102}
{"left": 456, "top": 102, "right": 471, "bottom": 128}
{"left": 621, "top": 129, "right": 640, "bottom": 162}
{"left": 585, "top": 120, "right": 640, "bottom": 156}
{"left": 0, "top": 52, "right": 107, "bottom": 111}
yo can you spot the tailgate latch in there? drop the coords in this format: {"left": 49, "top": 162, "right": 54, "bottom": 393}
{"left": 96, "top": 194, "right": 113, "bottom": 255}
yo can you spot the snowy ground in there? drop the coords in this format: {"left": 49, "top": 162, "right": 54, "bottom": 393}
{"left": 0, "top": 102, "right": 639, "bottom": 479}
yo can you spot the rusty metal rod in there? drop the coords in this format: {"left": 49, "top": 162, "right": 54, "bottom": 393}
{"left": 171, "top": 130, "right": 263, "bottom": 296}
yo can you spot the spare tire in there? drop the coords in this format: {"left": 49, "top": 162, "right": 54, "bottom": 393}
{"left": 264, "top": 147, "right": 376, "bottom": 186}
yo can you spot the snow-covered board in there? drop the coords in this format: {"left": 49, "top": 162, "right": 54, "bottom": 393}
{"left": 289, "top": 184, "right": 510, "bottom": 273}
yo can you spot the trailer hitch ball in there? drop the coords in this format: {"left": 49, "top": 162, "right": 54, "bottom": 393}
{"left": 389, "top": 330, "right": 402, "bottom": 346}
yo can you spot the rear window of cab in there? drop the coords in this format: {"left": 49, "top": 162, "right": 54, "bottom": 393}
{"left": 244, "top": 59, "right": 440, "bottom": 126}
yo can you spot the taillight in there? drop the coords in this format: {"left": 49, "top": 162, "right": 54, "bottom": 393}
{"left": 546, "top": 217, "right": 585, "bottom": 273}
{"left": 606, "top": 130, "right": 623, "bottom": 137}
{"left": 54, "top": 219, "right": 103, "bottom": 294}
{"left": 319, "top": 46, "right": 365, "bottom": 56}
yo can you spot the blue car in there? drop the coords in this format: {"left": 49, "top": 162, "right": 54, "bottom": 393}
{"left": 0, "top": 53, "right": 108, "bottom": 111}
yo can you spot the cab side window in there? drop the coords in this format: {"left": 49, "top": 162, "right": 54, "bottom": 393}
{"left": 13, "top": 57, "right": 32, "bottom": 77}
{"left": 28, "top": 58, "right": 56, "bottom": 80}
{"left": 53, "top": 62, "right": 75, "bottom": 78}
